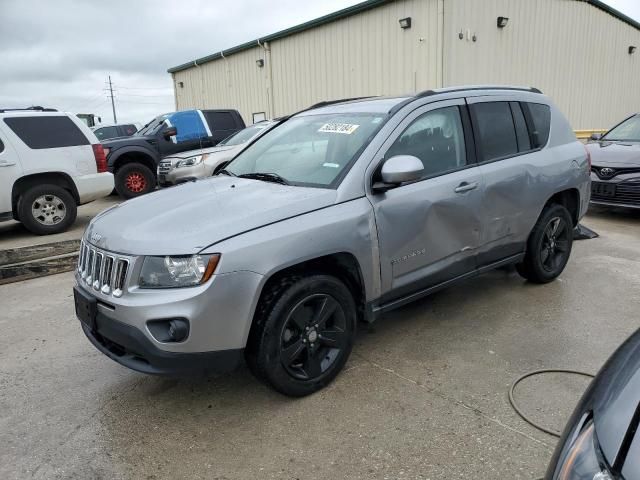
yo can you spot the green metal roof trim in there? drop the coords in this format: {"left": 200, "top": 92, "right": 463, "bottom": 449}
{"left": 168, "top": 0, "right": 640, "bottom": 74}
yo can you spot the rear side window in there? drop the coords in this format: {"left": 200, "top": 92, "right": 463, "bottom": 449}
{"left": 94, "top": 126, "right": 118, "bottom": 140}
{"left": 510, "top": 102, "right": 532, "bottom": 152}
{"left": 123, "top": 124, "right": 137, "bottom": 136}
{"left": 0, "top": 137, "right": 4, "bottom": 153}
{"left": 4, "top": 116, "right": 89, "bottom": 149}
{"left": 204, "top": 111, "right": 237, "bottom": 131}
{"left": 526, "top": 103, "right": 551, "bottom": 148}
{"left": 471, "top": 102, "right": 518, "bottom": 161}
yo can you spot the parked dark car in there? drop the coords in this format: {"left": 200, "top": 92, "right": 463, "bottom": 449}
{"left": 588, "top": 114, "right": 640, "bottom": 209}
{"left": 93, "top": 123, "right": 138, "bottom": 141}
{"left": 545, "top": 328, "right": 640, "bottom": 480}
{"left": 102, "top": 109, "right": 245, "bottom": 198}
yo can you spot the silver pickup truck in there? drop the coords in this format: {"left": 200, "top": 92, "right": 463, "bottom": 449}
{"left": 74, "top": 86, "right": 590, "bottom": 396}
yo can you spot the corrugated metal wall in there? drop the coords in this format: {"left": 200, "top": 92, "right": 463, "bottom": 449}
{"left": 172, "top": 0, "right": 640, "bottom": 129}
{"left": 269, "top": 0, "right": 443, "bottom": 117}
{"left": 173, "top": 46, "right": 271, "bottom": 123}
{"left": 173, "top": 0, "right": 443, "bottom": 123}
{"left": 444, "top": 0, "right": 640, "bottom": 128}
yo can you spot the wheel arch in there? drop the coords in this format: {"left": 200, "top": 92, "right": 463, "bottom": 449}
{"left": 112, "top": 149, "right": 157, "bottom": 177}
{"left": 12, "top": 172, "right": 79, "bottom": 218}
{"left": 544, "top": 188, "right": 580, "bottom": 226}
{"left": 247, "top": 252, "right": 367, "bottom": 341}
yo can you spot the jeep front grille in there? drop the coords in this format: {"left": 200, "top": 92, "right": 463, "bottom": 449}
{"left": 77, "top": 240, "right": 130, "bottom": 297}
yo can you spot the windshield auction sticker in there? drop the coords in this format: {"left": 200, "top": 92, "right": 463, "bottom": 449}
{"left": 318, "top": 123, "right": 360, "bottom": 134}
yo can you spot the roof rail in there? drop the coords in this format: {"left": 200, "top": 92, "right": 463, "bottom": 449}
{"left": 416, "top": 86, "right": 542, "bottom": 98}
{"left": 307, "top": 96, "right": 376, "bottom": 110}
{"left": 0, "top": 106, "right": 58, "bottom": 113}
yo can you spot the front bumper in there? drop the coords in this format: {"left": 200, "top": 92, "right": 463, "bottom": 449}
{"left": 590, "top": 172, "right": 640, "bottom": 208}
{"left": 74, "top": 257, "right": 264, "bottom": 373}
{"left": 157, "top": 162, "right": 212, "bottom": 186}
{"left": 81, "top": 314, "right": 243, "bottom": 375}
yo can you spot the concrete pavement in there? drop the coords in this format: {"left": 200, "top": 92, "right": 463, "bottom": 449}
{"left": 1, "top": 208, "right": 639, "bottom": 479}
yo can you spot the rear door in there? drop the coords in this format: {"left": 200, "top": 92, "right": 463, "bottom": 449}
{"left": 368, "top": 99, "right": 484, "bottom": 301}
{"left": 467, "top": 97, "right": 548, "bottom": 266}
{"left": 0, "top": 123, "right": 22, "bottom": 215}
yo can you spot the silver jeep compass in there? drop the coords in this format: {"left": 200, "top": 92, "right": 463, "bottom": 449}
{"left": 74, "top": 86, "right": 591, "bottom": 396}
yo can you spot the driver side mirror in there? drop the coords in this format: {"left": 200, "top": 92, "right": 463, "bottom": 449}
{"left": 590, "top": 133, "right": 603, "bottom": 141}
{"left": 162, "top": 126, "right": 177, "bottom": 140}
{"left": 373, "top": 155, "right": 424, "bottom": 193}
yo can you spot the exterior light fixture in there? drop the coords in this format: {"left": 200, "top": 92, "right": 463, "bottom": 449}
{"left": 630, "top": 46, "right": 637, "bottom": 54}
{"left": 178, "top": 81, "right": 184, "bottom": 88}
{"left": 399, "top": 17, "right": 411, "bottom": 29}
{"left": 256, "top": 59, "right": 265, "bottom": 68}
{"left": 497, "top": 16, "right": 509, "bottom": 28}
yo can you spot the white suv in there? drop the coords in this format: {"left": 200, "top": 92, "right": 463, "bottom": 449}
{"left": 0, "top": 109, "right": 114, "bottom": 235}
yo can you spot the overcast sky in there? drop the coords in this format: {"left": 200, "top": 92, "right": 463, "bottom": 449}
{"left": 1, "top": 0, "right": 639, "bottom": 125}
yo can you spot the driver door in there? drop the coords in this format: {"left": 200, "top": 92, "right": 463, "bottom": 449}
{"left": 368, "top": 99, "right": 484, "bottom": 302}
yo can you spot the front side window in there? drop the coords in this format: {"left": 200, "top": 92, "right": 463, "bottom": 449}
{"left": 602, "top": 114, "right": 640, "bottom": 142}
{"left": 226, "top": 113, "right": 386, "bottom": 188}
{"left": 472, "top": 102, "right": 519, "bottom": 161}
{"left": 385, "top": 106, "right": 467, "bottom": 178}
{"left": 4, "top": 116, "right": 89, "bottom": 149}
{"left": 136, "top": 115, "right": 169, "bottom": 136}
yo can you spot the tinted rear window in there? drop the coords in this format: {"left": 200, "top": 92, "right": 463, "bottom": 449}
{"left": 204, "top": 111, "right": 237, "bottom": 131}
{"left": 4, "top": 116, "right": 89, "bottom": 149}
{"left": 526, "top": 103, "right": 551, "bottom": 148}
{"left": 94, "top": 126, "right": 119, "bottom": 140}
{"left": 123, "top": 124, "right": 137, "bottom": 135}
{"left": 510, "top": 102, "right": 532, "bottom": 152}
{"left": 472, "top": 102, "right": 518, "bottom": 161}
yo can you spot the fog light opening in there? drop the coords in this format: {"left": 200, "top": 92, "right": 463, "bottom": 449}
{"left": 147, "top": 318, "right": 190, "bottom": 343}
{"left": 168, "top": 319, "right": 189, "bottom": 342}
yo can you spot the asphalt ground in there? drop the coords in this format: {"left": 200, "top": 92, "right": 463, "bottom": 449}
{"left": 1, "top": 206, "right": 639, "bottom": 479}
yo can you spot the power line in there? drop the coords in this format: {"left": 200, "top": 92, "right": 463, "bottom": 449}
{"left": 114, "top": 92, "right": 173, "bottom": 98}
{"left": 114, "top": 85, "right": 173, "bottom": 91}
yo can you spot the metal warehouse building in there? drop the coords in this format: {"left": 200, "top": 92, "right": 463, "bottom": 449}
{"left": 168, "top": 0, "right": 640, "bottom": 130}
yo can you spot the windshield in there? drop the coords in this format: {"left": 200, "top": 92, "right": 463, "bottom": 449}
{"left": 219, "top": 123, "right": 270, "bottom": 146}
{"left": 136, "top": 114, "right": 169, "bottom": 136}
{"left": 226, "top": 113, "right": 385, "bottom": 187}
{"left": 603, "top": 115, "right": 640, "bottom": 142}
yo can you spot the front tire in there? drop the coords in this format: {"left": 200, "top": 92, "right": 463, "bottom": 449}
{"left": 115, "top": 163, "right": 155, "bottom": 199}
{"left": 17, "top": 184, "right": 77, "bottom": 235}
{"left": 246, "top": 275, "right": 357, "bottom": 397}
{"left": 516, "top": 204, "right": 574, "bottom": 283}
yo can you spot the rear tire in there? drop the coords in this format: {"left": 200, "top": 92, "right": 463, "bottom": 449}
{"left": 246, "top": 274, "right": 357, "bottom": 397}
{"left": 115, "top": 163, "right": 155, "bottom": 199}
{"left": 516, "top": 204, "right": 574, "bottom": 283}
{"left": 17, "top": 184, "right": 77, "bottom": 235}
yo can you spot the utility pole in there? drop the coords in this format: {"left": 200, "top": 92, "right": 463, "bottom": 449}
{"left": 108, "top": 75, "right": 117, "bottom": 123}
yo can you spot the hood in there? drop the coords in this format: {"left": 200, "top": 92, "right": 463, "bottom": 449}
{"left": 86, "top": 176, "right": 337, "bottom": 255}
{"left": 166, "top": 144, "right": 236, "bottom": 159}
{"left": 587, "top": 141, "right": 640, "bottom": 168}
{"left": 589, "top": 328, "right": 640, "bottom": 478}
{"left": 102, "top": 134, "right": 155, "bottom": 150}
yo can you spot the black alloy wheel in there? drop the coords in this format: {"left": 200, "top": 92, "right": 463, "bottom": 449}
{"left": 280, "top": 293, "right": 348, "bottom": 380}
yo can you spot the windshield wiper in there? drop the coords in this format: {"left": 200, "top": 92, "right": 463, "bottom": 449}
{"left": 238, "top": 172, "right": 290, "bottom": 185}
{"left": 217, "top": 169, "right": 236, "bottom": 177}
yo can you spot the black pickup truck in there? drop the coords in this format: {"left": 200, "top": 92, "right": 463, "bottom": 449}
{"left": 102, "top": 109, "right": 244, "bottom": 198}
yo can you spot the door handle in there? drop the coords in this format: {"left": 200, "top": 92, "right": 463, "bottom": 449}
{"left": 454, "top": 181, "right": 478, "bottom": 193}
{"left": 0, "top": 160, "right": 16, "bottom": 167}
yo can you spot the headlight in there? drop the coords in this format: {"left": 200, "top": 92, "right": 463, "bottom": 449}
{"left": 555, "top": 421, "right": 613, "bottom": 480}
{"left": 139, "top": 254, "right": 220, "bottom": 288}
{"left": 175, "top": 154, "right": 207, "bottom": 168}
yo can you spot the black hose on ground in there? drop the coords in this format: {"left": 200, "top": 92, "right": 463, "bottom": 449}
{"left": 509, "top": 369, "right": 595, "bottom": 438}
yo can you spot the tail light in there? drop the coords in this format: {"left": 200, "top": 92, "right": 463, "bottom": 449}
{"left": 584, "top": 146, "right": 592, "bottom": 171}
{"left": 92, "top": 144, "right": 108, "bottom": 173}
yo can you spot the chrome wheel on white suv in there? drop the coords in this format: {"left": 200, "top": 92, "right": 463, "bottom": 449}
{"left": 18, "top": 184, "right": 77, "bottom": 235}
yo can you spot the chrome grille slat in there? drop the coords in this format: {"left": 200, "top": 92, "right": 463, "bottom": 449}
{"left": 76, "top": 241, "right": 131, "bottom": 297}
